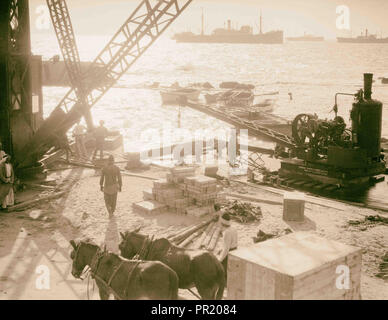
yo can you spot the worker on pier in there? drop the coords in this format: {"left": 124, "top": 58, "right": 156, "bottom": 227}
{"left": 216, "top": 213, "right": 238, "bottom": 280}
{"left": 93, "top": 120, "right": 109, "bottom": 160}
{"left": 73, "top": 121, "right": 88, "bottom": 160}
{"left": 0, "top": 142, "right": 7, "bottom": 165}
{"left": 53, "top": 132, "right": 73, "bottom": 162}
{"left": 0, "top": 155, "right": 15, "bottom": 210}
{"left": 100, "top": 155, "right": 122, "bottom": 217}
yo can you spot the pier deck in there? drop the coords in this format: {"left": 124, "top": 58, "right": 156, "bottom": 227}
{"left": 186, "top": 101, "right": 294, "bottom": 148}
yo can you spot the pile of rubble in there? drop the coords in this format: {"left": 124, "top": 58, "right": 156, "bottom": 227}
{"left": 133, "top": 167, "right": 224, "bottom": 217}
{"left": 221, "top": 200, "right": 262, "bottom": 223}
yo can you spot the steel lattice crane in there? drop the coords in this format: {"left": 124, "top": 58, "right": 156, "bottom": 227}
{"left": 46, "top": 0, "right": 93, "bottom": 129}
{"left": 17, "top": 0, "right": 193, "bottom": 168}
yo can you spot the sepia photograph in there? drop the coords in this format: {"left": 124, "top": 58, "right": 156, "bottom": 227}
{"left": 0, "top": 0, "right": 387, "bottom": 305}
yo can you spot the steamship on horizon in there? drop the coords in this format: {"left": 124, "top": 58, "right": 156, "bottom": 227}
{"left": 173, "top": 12, "right": 283, "bottom": 44}
{"left": 337, "top": 29, "right": 388, "bottom": 43}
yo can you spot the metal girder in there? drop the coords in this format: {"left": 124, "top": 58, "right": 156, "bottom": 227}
{"left": 17, "top": 0, "right": 193, "bottom": 167}
{"left": 46, "top": 0, "right": 93, "bottom": 128}
{"left": 54, "top": 0, "right": 193, "bottom": 116}
{"left": 0, "top": 0, "right": 31, "bottom": 156}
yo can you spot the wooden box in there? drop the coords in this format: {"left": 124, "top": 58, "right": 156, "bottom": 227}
{"left": 227, "top": 232, "right": 362, "bottom": 300}
{"left": 283, "top": 191, "right": 305, "bottom": 222}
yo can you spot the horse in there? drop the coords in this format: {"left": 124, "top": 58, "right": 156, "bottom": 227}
{"left": 69, "top": 240, "right": 179, "bottom": 300}
{"left": 118, "top": 231, "right": 225, "bottom": 300}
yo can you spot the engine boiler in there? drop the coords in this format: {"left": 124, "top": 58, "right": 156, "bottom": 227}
{"left": 279, "top": 73, "right": 386, "bottom": 188}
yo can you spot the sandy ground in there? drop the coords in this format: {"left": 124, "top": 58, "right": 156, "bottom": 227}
{"left": 0, "top": 165, "right": 387, "bottom": 300}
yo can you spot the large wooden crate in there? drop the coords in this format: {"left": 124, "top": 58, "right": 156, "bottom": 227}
{"left": 227, "top": 232, "right": 362, "bottom": 300}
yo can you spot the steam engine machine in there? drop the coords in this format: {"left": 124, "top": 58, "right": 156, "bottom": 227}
{"left": 279, "top": 74, "right": 386, "bottom": 188}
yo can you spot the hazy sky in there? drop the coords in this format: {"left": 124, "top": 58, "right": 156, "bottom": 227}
{"left": 29, "top": 0, "right": 388, "bottom": 39}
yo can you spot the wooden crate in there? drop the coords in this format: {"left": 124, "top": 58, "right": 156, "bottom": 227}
{"left": 227, "top": 232, "right": 362, "bottom": 300}
{"left": 283, "top": 191, "right": 305, "bottom": 222}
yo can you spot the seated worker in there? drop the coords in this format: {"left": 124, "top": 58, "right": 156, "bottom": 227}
{"left": 216, "top": 213, "right": 238, "bottom": 280}
{"left": 0, "top": 142, "right": 7, "bottom": 165}
{"left": 0, "top": 155, "right": 15, "bottom": 210}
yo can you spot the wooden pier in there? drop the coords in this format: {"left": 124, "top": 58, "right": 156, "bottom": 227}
{"left": 186, "top": 101, "right": 295, "bottom": 148}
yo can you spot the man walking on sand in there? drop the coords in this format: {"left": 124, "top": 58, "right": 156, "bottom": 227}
{"left": 100, "top": 155, "right": 122, "bottom": 217}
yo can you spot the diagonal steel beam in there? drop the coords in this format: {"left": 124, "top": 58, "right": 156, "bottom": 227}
{"left": 18, "top": 0, "right": 193, "bottom": 167}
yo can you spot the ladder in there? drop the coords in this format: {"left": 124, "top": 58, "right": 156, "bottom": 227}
{"left": 17, "top": 0, "right": 193, "bottom": 168}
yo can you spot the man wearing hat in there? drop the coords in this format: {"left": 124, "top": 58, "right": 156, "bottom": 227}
{"left": 0, "top": 142, "right": 7, "bottom": 165}
{"left": 100, "top": 155, "right": 122, "bottom": 217}
{"left": 217, "top": 213, "right": 238, "bottom": 280}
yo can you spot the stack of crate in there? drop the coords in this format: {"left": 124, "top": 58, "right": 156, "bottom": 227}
{"left": 184, "top": 176, "right": 218, "bottom": 206}
{"left": 135, "top": 166, "right": 221, "bottom": 216}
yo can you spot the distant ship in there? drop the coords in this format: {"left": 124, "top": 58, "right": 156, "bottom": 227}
{"left": 173, "top": 12, "right": 283, "bottom": 44}
{"left": 337, "top": 29, "right": 388, "bottom": 43}
{"left": 286, "top": 33, "right": 324, "bottom": 42}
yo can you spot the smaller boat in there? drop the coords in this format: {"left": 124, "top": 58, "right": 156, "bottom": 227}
{"left": 220, "top": 81, "right": 255, "bottom": 90}
{"left": 221, "top": 90, "right": 254, "bottom": 107}
{"left": 160, "top": 88, "right": 201, "bottom": 104}
{"left": 204, "top": 93, "right": 219, "bottom": 104}
{"left": 252, "top": 99, "right": 274, "bottom": 113}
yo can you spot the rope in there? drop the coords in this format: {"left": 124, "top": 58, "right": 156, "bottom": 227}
{"left": 188, "top": 288, "right": 202, "bottom": 300}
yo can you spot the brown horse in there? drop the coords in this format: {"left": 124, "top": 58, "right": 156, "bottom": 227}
{"left": 69, "top": 240, "right": 179, "bottom": 300}
{"left": 118, "top": 231, "right": 225, "bottom": 300}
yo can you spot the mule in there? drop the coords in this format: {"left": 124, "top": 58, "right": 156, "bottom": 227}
{"left": 119, "top": 231, "right": 225, "bottom": 300}
{"left": 69, "top": 240, "right": 179, "bottom": 300}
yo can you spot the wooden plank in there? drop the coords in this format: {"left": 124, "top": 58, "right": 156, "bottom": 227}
{"left": 203, "top": 222, "right": 218, "bottom": 248}
{"left": 207, "top": 226, "right": 222, "bottom": 251}
{"left": 166, "top": 225, "right": 193, "bottom": 240}
{"left": 169, "top": 218, "right": 215, "bottom": 244}
{"left": 180, "top": 231, "right": 202, "bottom": 248}
{"left": 198, "top": 222, "right": 215, "bottom": 248}
{"left": 6, "top": 191, "right": 67, "bottom": 212}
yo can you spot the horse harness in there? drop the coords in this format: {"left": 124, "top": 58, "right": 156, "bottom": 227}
{"left": 73, "top": 243, "right": 140, "bottom": 300}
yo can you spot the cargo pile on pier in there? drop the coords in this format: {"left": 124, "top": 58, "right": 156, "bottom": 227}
{"left": 133, "top": 167, "right": 224, "bottom": 217}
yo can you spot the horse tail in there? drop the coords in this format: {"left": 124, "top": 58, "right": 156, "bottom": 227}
{"left": 169, "top": 268, "right": 179, "bottom": 300}
{"left": 215, "top": 259, "right": 226, "bottom": 300}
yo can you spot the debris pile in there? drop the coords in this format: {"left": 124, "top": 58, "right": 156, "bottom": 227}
{"left": 348, "top": 214, "right": 388, "bottom": 230}
{"left": 252, "top": 228, "right": 293, "bottom": 243}
{"left": 134, "top": 167, "right": 224, "bottom": 217}
{"left": 222, "top": 200, "right": 262, "bottom": 223}
{"left": 376, "top": 252, "right": 388, "bottom": 280}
